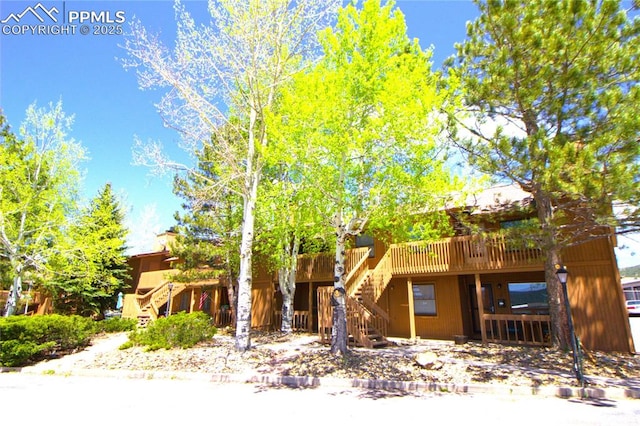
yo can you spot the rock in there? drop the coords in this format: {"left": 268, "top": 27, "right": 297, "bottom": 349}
{"left": 414, "top": 351, "right": 443, "bottom": 370}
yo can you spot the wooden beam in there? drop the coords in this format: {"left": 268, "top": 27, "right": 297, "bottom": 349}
{"left": 308, "top": 282, "right": 314, "bottom": 333}
{"left": 213, "top": 287, "right": 220, "bottom": 316}
{"left": 407, "top": 277, "right": 416, "bottom": 340}
{"left": 475, "top": 274, "right": 487, "bottom": 344}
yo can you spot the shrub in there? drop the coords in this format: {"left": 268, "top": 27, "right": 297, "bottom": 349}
{"left": 0, "top": 314, "right": 96, "bottom": 367}
{"left": 96, "top": 317, "right": 137, "bottom": 333}
{"left": 127, "top": 312, "right": 216, "bottom": 351}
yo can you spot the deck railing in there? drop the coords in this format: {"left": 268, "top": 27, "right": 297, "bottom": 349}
{"left": 296, "top": 247, "right": 371, "bottom": 282}
{"left": 389, "top": 234, "right": 543, "bottom": 275}
{"left": 298, "top": 235, "right": 543, "bottom": 283}
{"left": 483, "top": 313, "right": 551, "bottom": 346}
{"left": 135, "top": 281, "right": 185, "bottom": 320}
{"left": 213, "top": 308, "right": 234, "bottom": 327}
{"left": 361, "top": 248, "right": 393, "bottom": 303}
{"left": 274, "top": 310, "right": 310, "bottom": 332}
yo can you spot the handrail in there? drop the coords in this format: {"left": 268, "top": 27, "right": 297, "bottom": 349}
{"left": 482, "top": 313, "right": 551, "bottom": 346}
{"left": 346, "top": 296, "right": 388, "bottom": 348}
{"left": 360, "top": 294, "right": 390, "bottom": 323}
{"left": 361, "top": 248, "right": 393, "bottom": 303}
{"left": 135, "top": 281, "right": 186, "bottom": 321}
{"left": 345, "top": 248, "right": 372, "bottom": 297}
{"left": 346, "top": 296, "right": 374, "bottom": 348}
{"left": 389, "top": 234, "right": 543, "bottom": 275}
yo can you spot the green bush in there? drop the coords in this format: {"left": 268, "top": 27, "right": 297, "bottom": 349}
{"left": 96, "top": 317, "right": 137, "bottom": 333}
{"left": 0, "top": 314, "right": 96, "bottom": 367}
{"left": 127, "top": 312, "right": 216, "bottom": 351}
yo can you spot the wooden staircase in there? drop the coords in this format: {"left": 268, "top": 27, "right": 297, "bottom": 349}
{"left": 339, "top": 247, "right": 395, "bottom": 348}
{"left": 134, "top": 281, "right": 186, "bottom": 326}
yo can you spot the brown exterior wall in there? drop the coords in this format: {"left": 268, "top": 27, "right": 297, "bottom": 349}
{"left": 385, "top": 275, "right": 465, "bottom": 340}
{"left": 563, "top": 237, "right": 633, "bottom": 353}
{"left": 127, "top": 253, "right": 174, "bottom": 292}
{"left": 251, "top": 279, "right": 274, "bottom": 329}
{"left": 126, "top": 228, "right": 633, "bottom": 353}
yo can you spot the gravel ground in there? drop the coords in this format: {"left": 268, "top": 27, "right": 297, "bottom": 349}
{"left": 28, "top": 330, "right": 640, "bottom": 391}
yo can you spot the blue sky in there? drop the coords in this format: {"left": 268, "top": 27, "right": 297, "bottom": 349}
{"left": 1, "top": 0, "right": 639, "bottom": 267}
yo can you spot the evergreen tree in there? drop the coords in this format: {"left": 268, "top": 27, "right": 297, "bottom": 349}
{"left": 50, "top": 183, "right": 130, "bottom": 315}
{"left": 448, "top": 0, "right": 640, "bottom": 349}
{"left": 171, "top": 139, "right": 243, "bottom": 319}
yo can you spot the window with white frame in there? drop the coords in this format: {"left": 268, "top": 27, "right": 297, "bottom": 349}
{"left": 413, "top": 283, "right": 436, "bottom": 316}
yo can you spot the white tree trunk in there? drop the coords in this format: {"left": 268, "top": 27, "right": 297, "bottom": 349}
{"left": 235, "top": 167, "right": 259, "bottom": 350}
{"left": 280, "top": 273, "right": 295, "bottom": 334}
{"left": 280, "top": 237, "right": 300, "bottom": 334}
{"left": 331, "top": 226, "right": 348, "bottom": 355}
{"left": 3, "top": 273, "right": 21, "bottom": 317}
{"left": 235, "top": 105, "right": 261, "bottom": 351}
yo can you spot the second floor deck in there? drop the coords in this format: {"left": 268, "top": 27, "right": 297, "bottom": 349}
{"left": 296, "top": 234, "right": 545, "bottom": 282}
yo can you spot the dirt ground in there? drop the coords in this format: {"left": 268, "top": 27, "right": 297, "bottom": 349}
{"left": 27, "top": 330, "right": 640, "bottom": 391}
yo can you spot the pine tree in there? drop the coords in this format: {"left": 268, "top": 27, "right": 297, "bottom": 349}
{"left": 51, "top": 183, "right": 130, "bottom": 316}
{"left": 448, "top": 0, "right": 640, "bottom": 348}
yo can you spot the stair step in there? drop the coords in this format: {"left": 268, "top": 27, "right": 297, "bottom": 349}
{"left": 137, "top": 315, "right": 151, "bottom": 328}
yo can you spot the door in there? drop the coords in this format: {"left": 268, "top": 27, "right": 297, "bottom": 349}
{"left": 468, "top": 283, "right": 494, "bottom": 338}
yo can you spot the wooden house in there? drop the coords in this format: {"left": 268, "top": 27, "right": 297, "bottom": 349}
{"left": 122, "top": 185, "right": 635, "bottom": 353}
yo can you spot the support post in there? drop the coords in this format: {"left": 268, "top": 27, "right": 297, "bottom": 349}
{"left": 407, "top": 277, "right": 416, "bottom": 340}
{"left": 475, "top": 274, "right": 487, "bottom": 344}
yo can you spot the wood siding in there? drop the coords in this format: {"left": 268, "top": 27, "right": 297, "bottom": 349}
{"left": 127, "top": 230, "right": 632, "bottom": 352}
{"left": 251, "top": 280, "right": 274, "bottom": 329}
{"left": 562, "top": 238, "right": 632, "bottom": 352}
{"left": 385, "top": 276, "right": 464, "bottom": 340}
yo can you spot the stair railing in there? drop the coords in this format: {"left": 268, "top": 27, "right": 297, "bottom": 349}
{"left": 345, "top": 248, "right": 372, "bottom": 297}
{"left": 135, "top": 281, "right": 186, "bottom": 321}
{"left": 362, "top": 248, "right": 393, "bottom": 303}
{"left": 346, "top": 296, "right": 375, "bottom": 348}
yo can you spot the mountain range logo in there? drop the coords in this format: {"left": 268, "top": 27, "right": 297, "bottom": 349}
{"left": 1, "top": 3, "right": 59, "bottom": 24}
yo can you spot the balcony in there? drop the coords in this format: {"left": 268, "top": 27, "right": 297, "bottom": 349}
{"left": 389, "top": 234, "right": 544, "bottom": 275}
{"left": 295, "top": 235, "right": 543, "bottom": 283}
{"left": 296, "top": 247, "right": 370, "bottom": 282}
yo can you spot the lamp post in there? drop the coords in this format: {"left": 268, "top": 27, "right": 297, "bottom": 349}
{"left": 166, "top": 283, "right": 174, "bottom": 317}
{"left": 556, "top": 266, "right": 584, "bottom": 385}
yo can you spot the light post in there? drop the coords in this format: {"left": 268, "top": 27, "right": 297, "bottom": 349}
{"left": 556, "top": 266, "right": 584, "bottom": 386}
{"left": 166, "top": 283, "right": 174, "bottom": 317}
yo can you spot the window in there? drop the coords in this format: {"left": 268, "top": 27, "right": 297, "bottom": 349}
{"left": 500, "top": 218, "right": 537, "bottom": 230}
{"left": 356, "top": 235, "right": 375, "bottom": 257}
{"left": 179, "top": 292, "right": 190, "bottom": 312}
{"left": 413, "top": 283, "right": 436, "bottom": 316}
{"left": 508, "top": 282, "right": 548, "bottom": 314}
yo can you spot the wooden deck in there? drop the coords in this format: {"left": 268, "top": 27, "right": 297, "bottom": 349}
{"left": 296, "top": 247, "right": 371, "bottom": 282}
{"left": 294, "top": 235, "right": 544, "bottom": 284}
{"left": 389, "top": 235, "right": 543, "bottom": 275}
{"left": 314, "top": 235, "right": 551, "bottom": 347}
